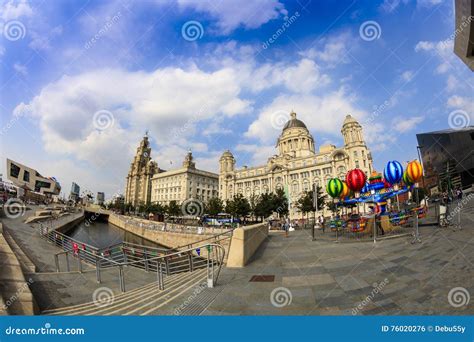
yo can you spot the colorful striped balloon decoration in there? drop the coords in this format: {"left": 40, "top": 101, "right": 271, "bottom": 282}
{"left": 384, "top": 160, "right": 403, "bottom": 184}
{"left": 346, "top": 168, "right": 367, "bottom": 192}
{"left": 326, "top": 178, "right": 343, "bottom": 198}
{"left": 402, "top": 171, "right": 413, "bottom": 186}
{"left": 406, "top": 160, "right": 423, "bottom": 183}
{"left": 340, "top": 181, "right": 350, "bottom": 198}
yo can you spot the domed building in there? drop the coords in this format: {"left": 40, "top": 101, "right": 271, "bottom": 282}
{"left": 219, "top": 111, "right": 373, "bottom": 218}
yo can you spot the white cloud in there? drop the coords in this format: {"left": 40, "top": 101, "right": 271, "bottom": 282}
{"left": 415, "top": 40, "right": 454, "bottom": 74}
{"left": 393, "top": 116, "right": 424, "bottom": 133}
{"left": 13, "top": 62, "right": 27, "bottom": 76}
{"left": 11, "top": 45, "right": 336, "bottom": 191}
{"left": 299, "top": 31, "right": 354, "bottom": 66}
{"left": 235, "top": 144, "right": 276, "bottom": 166}
{"left": 245, "top": 88, "right": 367, "bottom": 144}
{"left": 14, "top": 66, "right": 252, "bottom": 167}
{"left": 380, "top": 0, "right": 442, "bottom": 12}
{"left": 400, "top": 70, "right": 414, "bottom": 82}
{"left": 446, "top": 74, "right": 459, "bottom": 92}
{"left": 177, "top": 0, "right": 287, "bottom": 34}
{"left": 447, "top": 95, "right": 474, "bottom": 118}
{"left": 0, "top": 0, "right": 33, "bottom": 21}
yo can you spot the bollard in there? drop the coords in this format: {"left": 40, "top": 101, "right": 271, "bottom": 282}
{"left": 96, "top": 258, "right": 101, "bottom": 283}
{"left": 119, "top": 266, "right": 126, "bottom": 292}
{"left": 206, "top": 249, "right": 213, "bottom": 288}
{"left": 55, "top": 255, "right": 60, "bottom": 272}
{"left": 77, "top": 250, "right": 83, "bottom": 273}
{"left": 165, "top": 257, "right": 170, "bottom": 276}
{"left": 188, "top": 253, "right": 194, "bottom": 272}
{"left": 66, "top": 253, "right": 70, "bottom": 272}
{"left": 144, "top": 249, "right": 149, "bottom": 272}
{"left": 157, "top": 262, "right": 164, "bottom": 290}
{"left": 373, "top": 215, "right": 376, "bottom": 244}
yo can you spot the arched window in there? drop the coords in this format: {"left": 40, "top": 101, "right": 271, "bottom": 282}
{"left": 292, "top": 181, "right": 299, "bottom": 194}
{"left": 302, "top": 179, "right": 310, "bottom": 192}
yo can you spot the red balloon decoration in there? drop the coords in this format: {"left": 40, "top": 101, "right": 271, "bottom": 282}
{"left": 345, "top": 169, "right": 367, "bottom": 192}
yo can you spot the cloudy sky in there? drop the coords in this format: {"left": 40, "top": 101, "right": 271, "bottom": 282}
{"left": 0, "top": 0, "right": 472, "bottom": 199}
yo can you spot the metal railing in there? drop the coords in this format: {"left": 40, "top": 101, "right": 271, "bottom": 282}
{"left": 54, "top": 242, "right": 225, "bottom": 292}
{"left": 38, "top": 213, "right": 229, "bottom": 292}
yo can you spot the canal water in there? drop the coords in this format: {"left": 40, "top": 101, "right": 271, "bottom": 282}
{"left": 65, "top": 220, "right": 165, "bottom": 250}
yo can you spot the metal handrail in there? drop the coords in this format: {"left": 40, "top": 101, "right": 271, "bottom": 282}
{"left": 54, "top": 242, "right": 225, "bottom": 293}
{"left": 175, "top": 228, "right": 234, "bottom": 250}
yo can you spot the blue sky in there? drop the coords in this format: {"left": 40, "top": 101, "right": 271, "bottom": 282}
{"left": 0, "top": 0, "right": 473, "bottom": 199}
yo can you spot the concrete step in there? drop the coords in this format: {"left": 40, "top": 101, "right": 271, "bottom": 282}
{"left": 3, "top": 229, "right": 37, "bottom": 273}
{"left": 44, "top": 268, "right": 207, "bottom": 316}
{"left": 42, "top": 270, "right": 194, "bottom": 314}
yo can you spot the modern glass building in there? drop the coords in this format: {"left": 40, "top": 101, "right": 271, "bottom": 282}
{"left": 416, "top": 127, "right": 474, "bottom": 191}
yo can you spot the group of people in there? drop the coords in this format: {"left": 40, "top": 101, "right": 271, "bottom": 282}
{"left": 441, "top": 187, "right": 463, "bottom": 204}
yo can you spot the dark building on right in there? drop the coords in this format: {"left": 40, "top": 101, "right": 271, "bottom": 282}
{"left": 417, "top": 127, "right": 474, "bottom": 193}
{"left": 454, "top": 0, "right": 474, "bottom": 71}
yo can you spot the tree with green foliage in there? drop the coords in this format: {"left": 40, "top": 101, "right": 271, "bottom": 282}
{"left": 273, "top": 188, "right": 289, "bottom": 218}
{"left": 225, "top": 194, "right": 251, "bottom": 220}
{"left": 254, "top": 192, "right": 275, "bottom": 220}
{"left": 296, "top": 191, "right": 314, "bottom": 220}
{"left": 248, "top": 194, "right": 260, "bottom": 220}
{"left": 149, "top": 202, "right": 166, "bottom": 215}
{"left": 205, "top": 197, "right": 224, "bottom": 216}
{"left": 165, "top": 200, "right": 182, "bottom": 216}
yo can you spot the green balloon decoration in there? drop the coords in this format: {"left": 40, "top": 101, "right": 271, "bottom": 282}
{"left": 402, "top": 171, "right": 413, "bottom": 186}
{"left": 326, "top": 178, "right": 343, "bottom": 198}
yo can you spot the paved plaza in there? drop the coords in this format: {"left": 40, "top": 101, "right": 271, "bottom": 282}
{"left": 169, "top": 203, "right": 474, "bottom": 316}
{"left": 1, "top": 202, "right": 473, "bottom": 315}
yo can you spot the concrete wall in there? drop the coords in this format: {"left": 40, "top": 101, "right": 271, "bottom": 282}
{"left": 0, "top": 223, "right": 37, "bottom": 315}
{"left": 226, "top": 223, "right": 268, "bottom": 268}
{"left": 108, "top": 214, "right": 229, "bottom": 252}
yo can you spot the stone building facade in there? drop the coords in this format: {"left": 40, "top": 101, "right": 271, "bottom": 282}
{"left": 151, "top": 151, "right": 219, "bottom": 206}
{"left": 124, "top": 134, "right": 159, "bottom": 206}
{"left": 219, "top": 112, "right": 373, "bottom": 218}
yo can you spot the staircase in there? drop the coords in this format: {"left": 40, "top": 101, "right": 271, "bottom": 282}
{"left": 43, "top": 268, "right": 208, "bottom": 315}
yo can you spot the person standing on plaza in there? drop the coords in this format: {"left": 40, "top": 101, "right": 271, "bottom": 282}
{"left": 320, "top": 215, "right": 325, "bottom": 233}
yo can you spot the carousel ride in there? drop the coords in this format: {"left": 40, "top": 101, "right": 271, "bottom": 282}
{"left": 325, "top": 159, "right": 426, "bottom": 239}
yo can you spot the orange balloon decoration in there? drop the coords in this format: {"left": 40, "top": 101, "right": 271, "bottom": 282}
{"left": 406, "top": 160, "right": 423, "bottom": 183}
{"left": 340, "top": 181, "right": 350, "bottom": 199}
